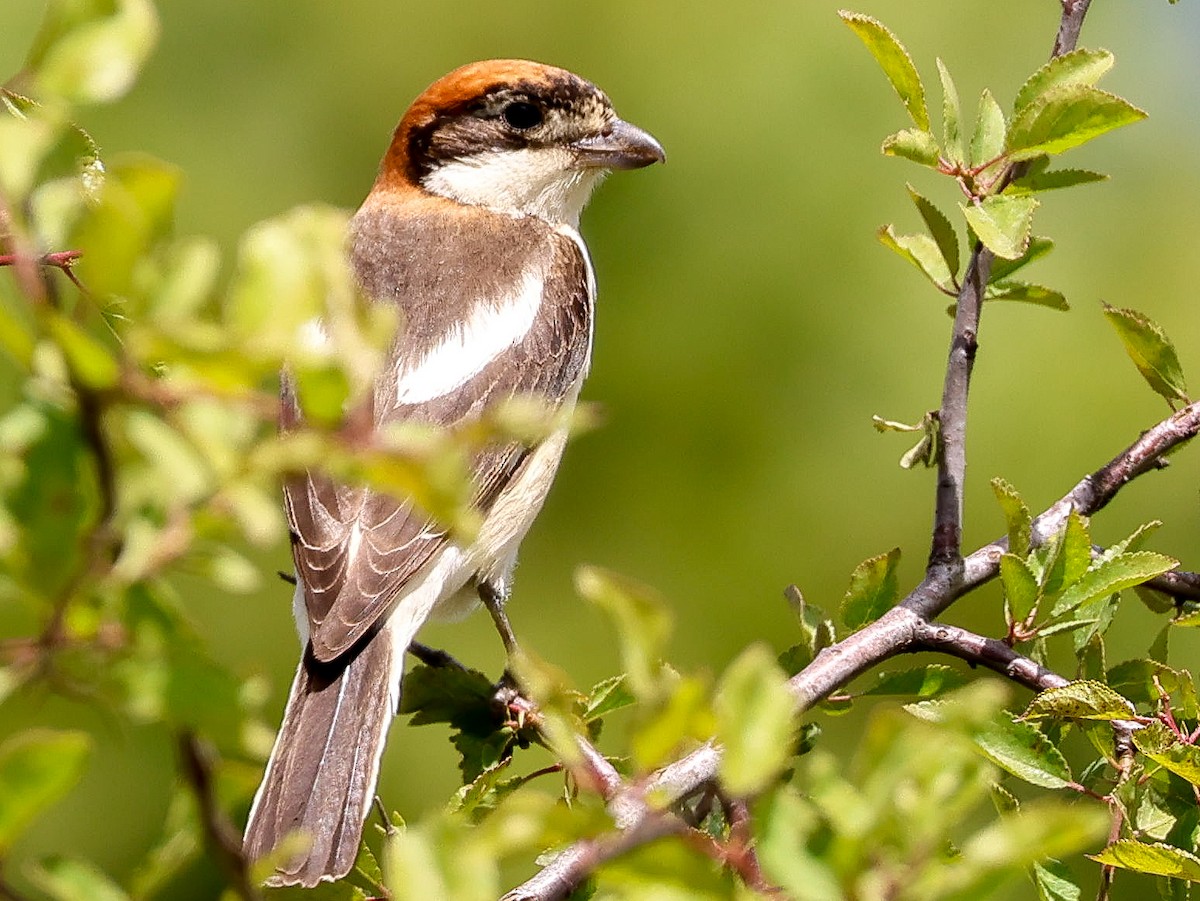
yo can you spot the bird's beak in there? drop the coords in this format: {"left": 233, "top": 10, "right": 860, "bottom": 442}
{"left": 573, "top": 119, "right": 666, "bottom": 170}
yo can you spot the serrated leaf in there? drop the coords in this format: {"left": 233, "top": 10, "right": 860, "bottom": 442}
{"left": 990, "top": 236, "right": 1055, "bottom": 282}
{"left": 1007, "top": 85, "right": 1147, "bottom": 161}
{"left": 715, "top": 644, "right": 797, "bottom": 796}
{"left": 1010, "top": 167, "right": 1108, "bottom": 194}
{"left": 840, "top": 547, "right": 901, "bottom": 629}
{"left": 1172, "top": 611, "right": 1200, "bottom": 628}
{"left": 992, "top": 477, "right": 1033, "bottom": 556}
{"left": 985, "top": 281, "right": 1068, "bottom": 310}
{"left": 0, "top": 731, "right": 91, "bottom": 851}
{"left": 961, "top": 194, "right": 1038, "bottom": 260}
{"left": 1050, "top": 551, "right": 1179, "bottom": 618}
{"left": 1102, "top": 303, "right": 1190, "bottom": 405}
{"left": 1021, "top": 680, "right": 1134, "bottom": 722}
{"left": 1090, "top": 841, "right": 1200, "bottom": 881}
{"left": 882, "top": 127, "right": 941, "bottom": 166}
{"left": 1134, "top": 730, "right": 1200, "bottom": 787}
{"left": 1037, "top": 618, "right": 1100, "bottom": 638}
{"left": 1059, "top": 510, "right": 1094, "bottom": 590}
{"left": 936, "top": 58, "right": 964, "bottom": 164}
{"left": 399, "top": 664, "right": 494, "bottom": 727}
{"left": 970, "top": 88, "right": 1007, "bottom": 168}
{"left": 908, "top": 183, "right": 960, "bottom": 278}
{"left": 1034, "top": 858, "right": 1082, "bottom": 901}
{"left": 1107, "top": 520, "right": 1163, "bottom": 558}
{"left": 839, "top": 11, "right": 930, "bottom": 130}
{"left": 877, "top": 224, "right": 954, "bottom": 291}
{"left": 583, "top": 675, "right": 635, "bottom": 722}
{"left": 973, "top": 716, "right": 1073, "bottom": 789}
{"left": 861, "top": 664, "right": 968, "bottom": 698}
{"left": 1014, "top": 48, "right": 1115, "bottom": 114}
{"left": 1107, "top": 660, "right": 1191, "bottom": 710}
{"left": 1001, "top": 554, "right": 1040, "bottom": 625}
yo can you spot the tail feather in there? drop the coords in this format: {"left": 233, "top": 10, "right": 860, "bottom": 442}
{"left": 244, "top": 630, "right": 399, "bottom": 887}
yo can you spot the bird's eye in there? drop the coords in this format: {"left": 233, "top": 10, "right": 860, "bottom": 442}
{"left": 502, "top": 101, "right": 543, "bottom": 130}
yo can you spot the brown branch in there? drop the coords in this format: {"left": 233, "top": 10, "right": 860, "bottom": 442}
{"left": 929, "top": 0, "right": 1092, "bottom": 569}
{"left": 499, "top": 812, "right": 687, "bottom": 901}
{"left": 178, "top": 732, "right": 260, "bottom": 901}
{"left": 504, "top": 396, "right": 1198, "bottom": 900}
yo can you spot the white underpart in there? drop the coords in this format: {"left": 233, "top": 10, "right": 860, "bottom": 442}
{"left": 423, "top": 147, "right": 606, "bottom": 227}
{"left": 395, "top": 267, "right": 545, "bottom": 406}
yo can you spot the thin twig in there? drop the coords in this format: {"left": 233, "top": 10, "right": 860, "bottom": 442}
{"left": 500, "top": 812, "right": 688, "bottom": 901}
{"left": 178, "top": 732, "right": 261, "bottom": 901}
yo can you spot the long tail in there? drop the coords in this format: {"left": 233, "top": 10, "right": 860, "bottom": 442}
{"left": 243, "top": 626, "right": 402, "bottom": 887}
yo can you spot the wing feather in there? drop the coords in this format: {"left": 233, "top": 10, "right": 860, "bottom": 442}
{"left": 286, "top": 221, "right": 590, "bottom": 662}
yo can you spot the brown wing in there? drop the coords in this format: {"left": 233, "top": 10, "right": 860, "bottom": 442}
{"left": 285, "top": 222, "right": 590, "bottom": 663}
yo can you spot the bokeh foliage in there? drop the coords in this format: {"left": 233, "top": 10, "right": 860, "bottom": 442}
{"left": 2, "top": 1, "right": 1200, "bottom": 900}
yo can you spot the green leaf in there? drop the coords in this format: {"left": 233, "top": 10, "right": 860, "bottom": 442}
{"left": 0, "top": 731, "right": 91, "bottom": 851}
{"left": 1107, "top": 520, "right": 1163, "bottom": 557}
{"left": 715, "top": 644, "right": 797, "bottom": 796}
{"left": 973, "top": 716, "right": 1073, "bottom": 789}
{"left": 990, "top": 236, "right": 1055, "bottom": 282}
{"left": 985, "top": 281, "right": 1068, "bottom": 311}
{"left": 860, "top": 664, "right": 967, "bottom": 698}
{"left": 1020, "top": 680, "right": 1134, "bottom": 722}
{"left": 1090, "top": 841, "right": 1200, "bottom": 881}
{"left": 1010, "top": 167, "right": 1108, "bottom": 194}
{"left": 1006, "top": 85, "right": 1147, "bottom": 161}
{"left": 44, "top": 311, "right": 122, "bottom": 388}
{"left": 1050, "top": 550, "right": 1179, "bottom": 618}
{"left": 877, "top": 224, "right": 954, "bottom": 291}
{"left": 583, "top": 675, "right": 636, "bottom": 722}
{"left": 970, "top": 89, "right": 1007, "bottom": 168}
{"left": 1034, "top": 858, "right": 1083, "bottom": 901}
{"left": 881, "top": 128, "right": 941, "bottom": 166}
{"left": 27, "top": 0, "right": 160, "bottom": 105}
{"left": 1001, "top": 553, "right": 1040, "bottom": 625}
{"left": 840, "top": 547, "right": 901, "bottom": 629}
{"left": 577, "top": 566, "right": 671, "bottom": 702}
{"left": 28, "top": 857, "right": 131, "bottom": 901}
{"left": 1107, "top": 660, "right": 1193, "bottom": 711}
{"left": 782, "top": 584, "right": 835, "bottom": 662}
{"left": 839, "top": 11, "right": 930, "bottom": 130}
{"left": 1014, "top": 48, "right": 1116, "bottom": 114}
{"left": 400, "top": 664, "right": 494, "bottom": 728}
{"left": 1059, "top": 509, "right": 1095, "bottom": 592}
{"left": 961, "top": 194, "right": 1038, "bottom": 260}
{"left": 1135, "top": 728, "right": 1200, "bottom": 787}
{"left": 754, "top": 786, "right": 843, "bottom": 901}
{"left": 937, "top": 58, "right": 964, "bottom": 164}
{"left": 908, "top": 183, "right": 960, "bottom": 278}
{"left": 992, "top": 477, "right": 1033, "bottom": 556}
{"left": 631, "top": 673, "right": 714, "bottom": 771}
{"left": 1102, "top": 303, "right": 1190, "bottom": 406}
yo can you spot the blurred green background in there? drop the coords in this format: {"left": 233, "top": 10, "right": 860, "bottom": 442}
{"left": 2, "top": 0, "right": 1200, "bottom": 892}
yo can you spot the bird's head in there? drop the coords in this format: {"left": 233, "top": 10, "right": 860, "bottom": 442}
{"left": 376, "top": 59, "right": 664, "bottom": 226}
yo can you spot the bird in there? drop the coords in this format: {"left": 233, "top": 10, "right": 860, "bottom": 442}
{"left": 242, "top": 59, "right": 663, "bottom": 886}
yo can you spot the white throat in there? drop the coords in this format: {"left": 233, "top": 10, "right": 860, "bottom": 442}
{"left": 422, "top": 147, "right": 607, "bottom": 227}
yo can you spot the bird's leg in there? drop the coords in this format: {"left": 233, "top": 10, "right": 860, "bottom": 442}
{"left": 477, "top": 579, "right": 520, "bottom": 658}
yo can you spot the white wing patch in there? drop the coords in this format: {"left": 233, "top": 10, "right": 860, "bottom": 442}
{"left": 395, "top": 268, "right": 545, "bottom": 406}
